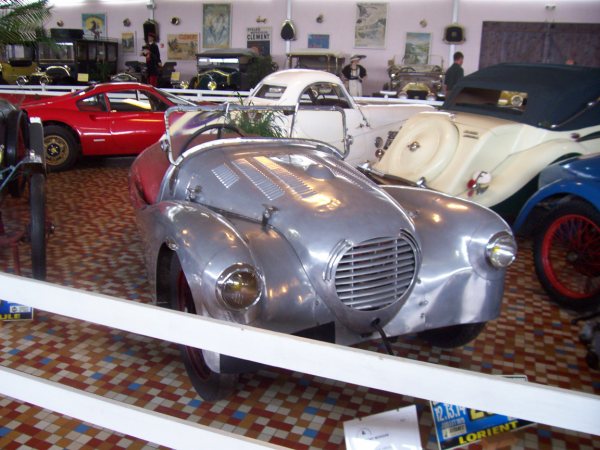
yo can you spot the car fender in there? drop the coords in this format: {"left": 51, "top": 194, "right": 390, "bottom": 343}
{"left": 136, "top": 200, "right": 262, "bottom": 325}
{"left": 464, "top": 138, "right": 591, "bottom": 207}
{"left": 512, "top": 179, "right": 600, "bottom": 233}
{"left": 379, "top": 185, "right": 512, "bottom": 335}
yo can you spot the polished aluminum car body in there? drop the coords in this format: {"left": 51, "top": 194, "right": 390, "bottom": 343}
{"left": 129, "top": 107, "right": 516, "bottom": 399}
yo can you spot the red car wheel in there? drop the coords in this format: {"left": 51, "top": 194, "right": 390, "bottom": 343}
{"left": 534, "top": 201, "right": 600, "bottom": 311}
{"left": 168, "top": 255, "right": 237, "bottom": 401}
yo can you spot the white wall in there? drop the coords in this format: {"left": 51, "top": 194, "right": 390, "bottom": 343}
{"left": 47, "top": 0, "right": 600, "bottom": 93}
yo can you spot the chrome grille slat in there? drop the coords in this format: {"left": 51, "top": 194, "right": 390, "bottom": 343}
{"left": 333, "top": 235, "right": 417, "bottom": 311}
{"left": 336, "top": 273, "right": 414, "bottom": 293}
{"left": 336, "top": 255, "right": 415, "bottom": 270}
{"left": 336, "top": 267, "right": 415, "bottom": 284}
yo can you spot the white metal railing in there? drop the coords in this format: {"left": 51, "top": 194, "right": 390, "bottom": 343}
{"left": 1, "top": 272, "right": 599, "bottom": 448}
{"left": 0, "top": 84, "right": 442, "bottom": 106}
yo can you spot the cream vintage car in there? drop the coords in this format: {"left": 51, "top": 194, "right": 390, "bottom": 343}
{"left": 365, "top": 63, "right": 600, "bottom": 217}
{"left": 243, "top": 69, "right": 432, "bottom": 167}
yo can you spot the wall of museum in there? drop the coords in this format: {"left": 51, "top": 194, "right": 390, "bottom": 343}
{"left": 47, "top": 0, "right": 600, "bottom": 94}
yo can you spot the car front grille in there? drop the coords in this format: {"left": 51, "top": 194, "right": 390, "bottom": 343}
{"left": 334, "top": 235, "right": 418, "bottom": 311}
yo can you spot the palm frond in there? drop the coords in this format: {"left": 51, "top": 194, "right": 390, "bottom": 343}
{"left": 0, "top": 1, "right": 52, "bottom": 44}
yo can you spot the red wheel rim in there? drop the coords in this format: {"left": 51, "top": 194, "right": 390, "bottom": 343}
{"left": 541, "top": 213, "right": 600, "bottom": 300}
{"left": 176, "top": 271, "right": 212, "bottom": 380}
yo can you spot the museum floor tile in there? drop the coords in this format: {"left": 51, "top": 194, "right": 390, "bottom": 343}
{"left": 0, "top": 159, "right": 598, "bottom": 450}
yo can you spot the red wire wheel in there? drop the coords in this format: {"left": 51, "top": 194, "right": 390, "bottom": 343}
{"left": 168, "top": 255, "right": 237, "bottom": 400}
{"left": 534, "top": 200, "right": 600, "bottom": 311}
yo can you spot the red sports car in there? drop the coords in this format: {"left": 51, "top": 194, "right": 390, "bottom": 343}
{"left": 21, "top": 83, "right": 195, "bottom": 171}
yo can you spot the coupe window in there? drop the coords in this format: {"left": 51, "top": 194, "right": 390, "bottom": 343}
{"left": 106, "top": 90, "right": 168, "bottom": 112}
{"left": 299, "top": 83, "right": 351, "bottom": 108}
{"left": 254, "top": 84, "right": 286, "bottom": 100}
{"left": 453, "top": 87, "right": 528, "bottom": 114}
{"left": 77, "top": 95, "right": 107, "bottom": 112}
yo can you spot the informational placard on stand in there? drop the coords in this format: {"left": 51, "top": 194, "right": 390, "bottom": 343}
{"left": 431, "top": 376, "right": 534, "bottom": 449}
{"left": 0, "top": 299, "right": 34, "bottom": 321}
{"left": 344, "top": 405, "right": 422, "bottom": 449}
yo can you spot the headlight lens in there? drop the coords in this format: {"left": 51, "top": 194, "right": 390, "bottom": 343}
{"left": 216, "top": 264, "right": 262, "bottom": 310}
{"left": 486, "top": 231, "right": 517, "bottom": 268}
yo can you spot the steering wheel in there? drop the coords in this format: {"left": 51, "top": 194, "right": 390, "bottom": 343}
{"left": 399, "top": 66, "right": 416, "bottom": 73}
{"left": 182, "top": 123, "right": 246, "bottom": 153}
{"left": 431, "top": 65, "right": 443, "bottom": 73}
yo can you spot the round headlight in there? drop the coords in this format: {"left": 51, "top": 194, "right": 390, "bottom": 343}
{"left": 216, "top": 264, "right": 261, "bottom": 310}
{"left": 486, "top": 231, "right": 517, "bottom": 268}
{"left": 207, "top": 80, "right": 217, "bottom": 90}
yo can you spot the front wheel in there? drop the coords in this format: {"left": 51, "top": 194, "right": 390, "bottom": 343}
{"left": 44, "top": 125, "right": 79, "bottom": 172}
{"left": 168, "top": 255, "right": 238, "bottom": 401}
{"left": 417, "top": 322, "right": 486, "bottom": 348}
{"left": 534, "top": 200, "right": 600, "bottom": 311}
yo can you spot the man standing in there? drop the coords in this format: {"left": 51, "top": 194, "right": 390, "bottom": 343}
{"left": 444, "top": 51, "right": 464, "bottom": 95}
{"left": 342, "top": 55, "right": 367, "bottom": 97}
{"left": 142, "top": 45, "right": 159, "bottom": 87}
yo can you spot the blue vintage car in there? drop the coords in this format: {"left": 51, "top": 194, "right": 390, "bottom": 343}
{"left": 513, "top": 153, "right": 600, "bottom": 311}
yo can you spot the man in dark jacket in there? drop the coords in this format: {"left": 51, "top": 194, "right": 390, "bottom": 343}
{"left": 141, "top": 45, "right": 159, "bottom": 87}
{"left": 444, "top": 51, "right": 464, "bottom": 95}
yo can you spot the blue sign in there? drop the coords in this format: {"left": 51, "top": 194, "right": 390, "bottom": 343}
{"left": 0, "top": 299, "right": 34, "bottom": 321}
{"left": 431, "top": 399, "right": 533, "bottom": 449}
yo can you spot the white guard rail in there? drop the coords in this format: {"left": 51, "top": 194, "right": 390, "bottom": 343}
{"left": 0, "top": 84, "right": 443, "bottom": 106}
{"left": 0, "top": 273, "right": 599, "bottom": 449}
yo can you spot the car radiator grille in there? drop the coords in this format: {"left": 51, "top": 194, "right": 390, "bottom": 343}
{"left": 334, "top": 235, "right": 418, "bottom": 311}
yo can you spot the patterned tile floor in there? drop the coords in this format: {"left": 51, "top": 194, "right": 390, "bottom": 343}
{"left": 0, "top": 158, "right": 598, "bottom": 450}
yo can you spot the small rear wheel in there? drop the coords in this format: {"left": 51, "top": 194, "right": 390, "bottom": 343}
{"left": 534, "top": 200, "right": 600, "bottom": 311}
{"left": 44, "top": 125, "right": 79, "bottom": 172}
{"left": 418, "top": 322, "right": 486, "bottom": 348}
{"left": 168, "top": 255, "right": 238, "bottom": 400}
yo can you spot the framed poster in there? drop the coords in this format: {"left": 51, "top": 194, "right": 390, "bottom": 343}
{"left": 247, "top": 27, "right": 271, "bottom": 56}
{"left": 121, "top": 32, "right": 135, "bottom": 54}
{"left": 203, "top": 3, "right": 231, "bottom": 49}
{"left": 404, "top": 32, "right": 431, "bottom": 64}
{"left": 354, "top": 2, "right": 387, "bottom": 48}
{"left": 308, "top": 34, "right": 330, "bottom": 49}
{"left": 167, "top": 33, "right": 199, "bottom": 60}
{"left": 82, "top": 13, "right": 106, "bottom": 40}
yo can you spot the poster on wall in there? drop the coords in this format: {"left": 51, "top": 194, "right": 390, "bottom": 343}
{"left": 354, "top": 2, "right": 387, "bottom": 48}
{"left": 82, "top": 13, "right": 106, "bottom": 40}
{"left": 308, "top": 34, "right": 330, "bottom": 49}
{"left": 121, "top": 32, "right": 135, "bottom": 53}
{"left": 247, "top": 27, "right": 271, "bottom": 56}
{"left": 167, "top": 33, "right": 199, "bottom": 60}
{"left": 203, "top": 3, "right": 231, "bottom": 49}
{"left": 404, "top": 32, "right": 431, "bottom": 64}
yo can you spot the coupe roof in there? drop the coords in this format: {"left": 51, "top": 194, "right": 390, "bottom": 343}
{"left": 444, "top": 63, "right": 600, "bottom": 130}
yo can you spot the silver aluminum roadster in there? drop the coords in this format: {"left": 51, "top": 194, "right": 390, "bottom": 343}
{"left": 129, "top": 105, "right": 517, "bottom": 400}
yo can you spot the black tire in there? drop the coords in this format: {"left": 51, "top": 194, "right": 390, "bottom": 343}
{"left": 43, "top": 125, "right": 79, "bottom": 172}
{"left": 29, "top": 172, "right": 46, "bottom": 280}
{"left": 533, "top": 200, "right": 600, "bottom": 312}
{"left": 418, "top": 322, "right": 486, "bottom": 348}
{"left": 188, "top": 76, "right": 199, "bottom": 89}
{"left": 168, "top": 255, "right": 238, "bottom": 401}
{"left": 181, "top": 123, "right": 245, "bottom": 153}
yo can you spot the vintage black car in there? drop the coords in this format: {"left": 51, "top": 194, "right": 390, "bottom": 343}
{"left": 188, "top": 48, "right": 276, "bottom": 91}
{"left": 36, "top": 30, "right": 119, "bottom": 84}
{"left": 0, "top": 100, "right": 47, "bottom": 280}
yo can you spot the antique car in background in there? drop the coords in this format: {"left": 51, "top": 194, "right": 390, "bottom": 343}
{"left": 0, "top": 44, "right": 41, "bottom": 85}
{"left": 383, "top": 54, "right": 444, "bottom": 100}
{"left": 21, "top": 82, "right": 195, "bottom": 171}
{"left": 367, "top": 63, "right": 600, "bottom": 218}
{"left": 36, "top": 29, "right": 119, "bottom": 84}
{"left": 286, "top": 49, "right": 348, "bottom": 75}
{"left": 111, "top": 61, "right": 184, "bottom": 89}
{"left": 188, "top": 48, "right": 276, "bottom": 91}
{"left": 128, "top": 104, "right": 517, "bottom": 400}
{"left": 244, "top": 69, "right": 432, "bottom": 166}
{"left": 0, "top": 99, "right": 47, "bottom": 280}
{"left": 513, "top": 154, "right": 600, "bottom": 311}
